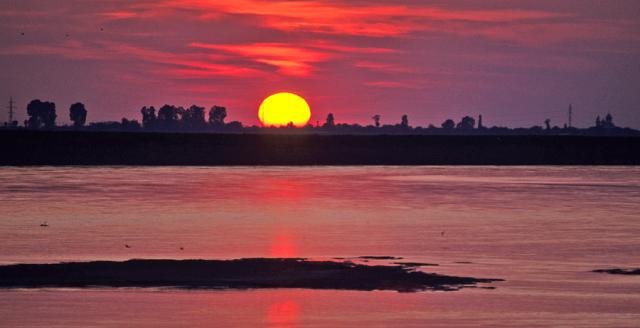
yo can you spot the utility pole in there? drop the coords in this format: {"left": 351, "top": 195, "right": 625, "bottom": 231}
{"left": 568, "top": 104, "right": 573, "bottom": 128}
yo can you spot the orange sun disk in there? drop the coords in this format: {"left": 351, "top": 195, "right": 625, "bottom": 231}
{"left": 258, "top": 92, "right": 311, "bottom": 127}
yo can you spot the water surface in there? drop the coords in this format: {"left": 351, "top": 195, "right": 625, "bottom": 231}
{"left": 1, "top": 166, "right": 639, "bottom": 327}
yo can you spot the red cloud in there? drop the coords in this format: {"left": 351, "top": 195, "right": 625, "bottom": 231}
{"left": 147, "top": 0, "right": 566, "bottom": 38}
{"left": 99, "top": 12, "right": 138, "bottom": 20}
{"left": 191, "top": 42, "right": 331, "bottom": 76}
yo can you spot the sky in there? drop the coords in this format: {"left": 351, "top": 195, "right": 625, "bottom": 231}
{"left": 1, "top": 0, "right": 639, "bottom": 128}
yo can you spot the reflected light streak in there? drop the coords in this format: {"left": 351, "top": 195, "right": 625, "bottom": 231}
{"left": 269, "top": 233, "right": 297, "bottom": 258}
{"left": 266, "top": 300, "right": 300, "bottom": 328}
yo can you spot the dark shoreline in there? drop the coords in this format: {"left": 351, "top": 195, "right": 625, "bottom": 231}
{"left": 0, "top": 258, "right": 500, "bottom": 292}
{"left": 1, "top": 130, "right": 639, "bottom": 165}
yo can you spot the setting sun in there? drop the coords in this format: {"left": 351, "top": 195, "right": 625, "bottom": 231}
{"left": 258, "top": 92, "right": 311, "bottom": 127}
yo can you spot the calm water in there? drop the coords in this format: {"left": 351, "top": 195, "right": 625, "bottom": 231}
{"left": 1, "top": 166, "right": 639, "bottom": 327}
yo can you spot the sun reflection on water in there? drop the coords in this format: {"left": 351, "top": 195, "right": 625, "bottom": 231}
{"left": 266, "top": 300, "right": 300, "bottom": 328}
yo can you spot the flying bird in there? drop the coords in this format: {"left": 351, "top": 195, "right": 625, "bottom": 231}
{"left": 124, "top": 244, "right": 131, "bottom": 248}
{"left": 40, "top": 221, "right": 48, "bottom": 227}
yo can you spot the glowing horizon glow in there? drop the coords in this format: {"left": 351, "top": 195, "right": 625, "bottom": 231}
{"left": 258, "top": 92, "right": 311, "bottom": 127}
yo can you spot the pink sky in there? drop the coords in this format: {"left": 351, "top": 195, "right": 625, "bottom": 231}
{"left": 1, "top": 0, "right": 639, "bottom": 127}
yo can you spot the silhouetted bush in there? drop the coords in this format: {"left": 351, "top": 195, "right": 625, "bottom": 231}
{"left": 441, "top": 119, "right": 455, "bottom": 130}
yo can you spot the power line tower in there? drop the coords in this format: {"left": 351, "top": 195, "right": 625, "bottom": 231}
{"left": 7, "top": 97, "right": 15, "bottom": 125}
{"left": 568, "top": 104, "right": 573, "bottom": 128}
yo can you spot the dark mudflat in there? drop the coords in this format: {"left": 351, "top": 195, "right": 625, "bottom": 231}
{"left": 593, "top": 268, "right": 640, "bottom": 275}
{"left": 0, "top": 258, "right": 501, "bottom": 292}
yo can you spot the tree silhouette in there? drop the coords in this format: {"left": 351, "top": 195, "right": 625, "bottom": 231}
{"left": 400, "top": 115, "right": 409, "bottom": 128}
{"left": 182, "top": 105, "right": 206, "bottom": 129}
{"left": 140, "top": 106, "right": 156, "bottom": 129}
{"left": 157, "top": 105, "right": 182, "bottom": 121}
{"left": 226, "top": 121, "right": 243, "bottom": 131}
{"left": 441, "top": 119, "right": 455, "bottom": 130}
{"left": 209, "top": 106, "right": 227, "bottom": 127}
{"left": 604, "top": 113, "right": 614, "bottom": 128}
{"left": 157, "top": 105, "right": 183, "bottom": 129}
{"left": 26, "top": 99, "right": 56, "bottom": 129}
{"left": 69, "top": 103, "right": 87, "bottom": 127}
{"left": 121, "top": 118, "right": 141, "bottom": 130}
{"left": 372, "top": 115, "right": 381, "bottom": 127}
{"left": 456, "top": 116, "right": 475, "bottom": 130}
{"left": 324, "top": 113, "right": 335, "bottom": 128}
{"left": 544, "top": 119, "right": 551, "bottom": 130}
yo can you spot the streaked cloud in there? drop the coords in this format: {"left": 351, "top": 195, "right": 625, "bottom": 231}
{"left": 191, "top": 42, "right": 330, "bottom": 76}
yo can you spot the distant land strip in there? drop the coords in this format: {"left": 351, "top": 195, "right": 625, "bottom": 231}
{"left": 0, "top": 258, "right": 500, "bottom": 292}
{"left": 593, "top": 268, "right": 640, "bottom": 275}
{"left": 1, "top": 130, "right": 639, "bottom": 165}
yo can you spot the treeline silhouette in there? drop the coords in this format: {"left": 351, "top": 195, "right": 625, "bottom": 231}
{"left": 3, "top": 98, "right": 639, "bottom": 136}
